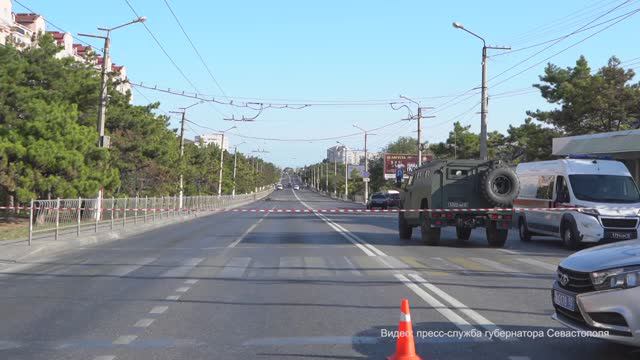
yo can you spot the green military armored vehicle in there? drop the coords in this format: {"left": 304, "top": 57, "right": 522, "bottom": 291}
{"left": 398, "top": 159, "right": 520, "bottom": 247}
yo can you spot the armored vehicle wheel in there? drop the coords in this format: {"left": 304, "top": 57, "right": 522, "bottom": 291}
{"left": 486, "top": 221, "right": 508, "bottom": 247}
{"left": 456, "top": 226, "right": 472, "bottom": 241}
{"left": 481, "top": 165, "right": 519, "bottom": 207}
{"left": 421, "top": 216, "right": 441, "bottom": 245}
{"left": 398, "top": 212, "right": 413, "bottom": 240}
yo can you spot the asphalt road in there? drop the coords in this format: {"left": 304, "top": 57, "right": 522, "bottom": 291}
{"left": 1, "top": 176, "right": 639, "bottom": 360}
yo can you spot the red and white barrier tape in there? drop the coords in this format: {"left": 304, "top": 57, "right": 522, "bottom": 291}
{"left": 0, "top": 206, "right": 630, "bottom": 213}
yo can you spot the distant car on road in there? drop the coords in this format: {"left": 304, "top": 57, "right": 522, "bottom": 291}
{"left": 276, "top": 184, "right": 284, "bottom": 190}
{"left": 516, "top": 158, "right": 640, "bottom": 249}
{"left": 367, "top": 191, "right": 400, "bottom": 210}
{"left": 552, "top": 240, "right": 640, "bottom": 347}
{"left": 293, "top": 185, "right": 300, "bottom": 190}
{"left": 398, "top": 160, "right": 520, "bottom": 247}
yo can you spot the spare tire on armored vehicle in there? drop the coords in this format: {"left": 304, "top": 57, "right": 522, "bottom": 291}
{"left": 398, "top": 159, "right": 518, "bottom": 248}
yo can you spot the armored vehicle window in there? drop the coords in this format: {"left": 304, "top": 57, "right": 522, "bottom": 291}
{"left": 448, "top": 169, "right": 468, "bottom": 179}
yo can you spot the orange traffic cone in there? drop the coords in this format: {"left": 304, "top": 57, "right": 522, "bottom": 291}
{"left": 387, "top": 298, "right": 422, "bottom": 360}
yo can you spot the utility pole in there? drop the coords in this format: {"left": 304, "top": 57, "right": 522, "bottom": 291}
{"left": 170, "top": 101, "right": 202, "bottom": 208}
{"left": 325, "top": 161, "right": 329, "bottom": 193}
{"left": 217, "top": 126, "right": 236, "bottom": 196}
{"left": 453, "top": 22, "right": 510, "bottom": 160}
{"left": 79, "top": 16, "right": 146, "bottom": 219}
{"left": 232, "top": 142, "right": 246, "bottom": 196}
{"left": 353, "top": 124, "right": 376, "bottom": 203}
{"left": 399, "top": 96, "right": 434, "bottom": 167}
{"left": 337, "top": 141, "right": 349, "bottom": 199}
{"left": 334, "top": 154, "right": 337, "bottom": 196}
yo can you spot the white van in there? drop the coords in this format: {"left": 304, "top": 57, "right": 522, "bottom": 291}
{"left": 515, "top": 158, "right": 640, "bottom": 249}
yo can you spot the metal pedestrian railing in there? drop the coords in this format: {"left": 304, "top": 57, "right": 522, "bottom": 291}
{"left": 25, "top": 189, "right": 273, "bottom": 245}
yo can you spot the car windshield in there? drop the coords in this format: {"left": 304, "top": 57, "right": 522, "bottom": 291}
{"left": 569, "top": 175, "right": 640, "bottom": 203}
{"left": 372, "top": 194, "right": 385, "bottom": 199}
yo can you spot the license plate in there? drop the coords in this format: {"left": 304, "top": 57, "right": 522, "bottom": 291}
{"left": 609, "top": 232, "right": 632, "bottom": 240}
{"left": 448, "top": 201, "right": 469, "bottom": 208}
{"left": 554, "top": 290, "right": 576, "bottom": 312}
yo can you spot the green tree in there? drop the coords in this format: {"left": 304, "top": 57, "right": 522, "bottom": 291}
{"left": 504, "top": 118, "right": 563, "bottom": 163}
{"left": 384, "top": 136, "right": 419, "bottom": 154}
{"left": 528, "top": 56, "right": 640, "bottom": 134}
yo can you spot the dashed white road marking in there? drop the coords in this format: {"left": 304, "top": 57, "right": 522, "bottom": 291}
{"left": 408, "top": 274, "right": 515, "bottom": 342}
{"left": 113, "top": 335, "right": 137, "bottom": 345}
{"left": 508, "top": 356, "right": 531, "bottom": 360}
{"left": 149, "top": 306, "right": 168, "bottom": 314}
{"left": 166, "top": 295, "right": 181, "bottom": 301}
{"left": 219, "top": 257, "right": 251, "bottom": 278}
{"left": 342, "top": 256, "right": 362, "bottom": 276}
{"left": 93, "top": 356, "right": 116, "bottom": 360}
{"left": 159, "top": 257, "right": 204, "bottom": 278}
{"left": 185, "top": 279, "right": 198, "bottom": 284}
{"left": 227, "top": 207, "right": 274, "bottom": 248}
{"left": 515, "top": 258, "right": 557, "bottom": 272}
{"left": 431, "top": 257, "right": 468, "bottom": 274}
{"left": 470, "top": 257, "right": 528, "bottom": 275}
{"left": 498, "top": 249, "right": 520, "bottom": 255}
{"left": 106, "top": 257, "right": 156, "bottom": 277}
{"left": 175, "top": 287, "right": 190, "bottom": 293}
{"left": 134, "top": 318, "right": 155, "bottom": 328}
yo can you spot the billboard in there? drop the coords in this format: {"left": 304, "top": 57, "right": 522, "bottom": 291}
{"left": 347, "top": 164, "right": 366, "bottom": 179}
{"left": 383, "top": 153, "right": 432, "bottom": 180}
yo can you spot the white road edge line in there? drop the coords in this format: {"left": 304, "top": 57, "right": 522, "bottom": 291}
{"left": 408, "top": 273, "right": 516, "bottom": 342}
{"left": 227, "top": 206, "right": 274, "bottom": 248}
{"left": 394, "top": 274, "right": 486, "bottom": 340}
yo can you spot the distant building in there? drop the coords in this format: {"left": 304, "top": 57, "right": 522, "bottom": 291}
{"left": 195, "top": 133, "right": 229, "bottom": 151}
{"left": 326, "top": 145, "right": 380, "bottom": 165}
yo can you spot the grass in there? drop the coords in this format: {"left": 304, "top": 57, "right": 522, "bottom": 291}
{"left": 0, "top": 217, "right": 29, "bottom": 241}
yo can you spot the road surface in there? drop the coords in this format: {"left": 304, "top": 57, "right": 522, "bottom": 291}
{"left": 1, "top": 178, "right": 638, "bottom": 359}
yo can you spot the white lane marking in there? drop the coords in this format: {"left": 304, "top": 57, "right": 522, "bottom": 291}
{"left": 159, "top": 257, "right": 205, "bottom": 278}
{"left": 508, "top": 357, "right": 531, "bottom": 360}
{"left": 292, "top": 189, "right": 377, "bottom": 256}
{"left": 408, "top": 274, "right": 515, "bottom": 342}
{"left": 0, "top": 262, "right": 36, "bottom": 277}
{"left": 394, "top": 274, "right": 482, "bottom": 335}
{"left": 323, "top": 215, "right": 387, "bottom": 256}
{"left": 278, "top": 257, "right": 304, "bottom": 277}
{"left": 134, "top": 318, "right": 155, "bottom": 328}
{"left": 431, "top": 257, "right": 468, "bottom": 274}
{"left": 342, "top": 256, "right": 362, "bottom": 276}
{"left": 184, "top": 279, "right": 198, "bottom": 284}
{"left": 175, "top": 287, "right": 190, "bottom": 293}
{"left": 470, "top": 257, "right": 529, "bottom": 275}
{"left": 515, "top": 258, "right": 557, "bottom": 272}
{"left": 227, "top": 207, "right": 274, "bottom": 248}
{"left": 93, "top": 356, "right": 116, "bottom": 360}
{"left": 166, "top": 295, "right": 181, "bottom": 301}
{"left": 219, "top": 257, "right": 251, "bottom": 278}
{"left": 149, "top": 306, "right": 168, "bottom": 314}
{"left": 498, "top": 249, "right": 519, "bottom": 255}
{"left": 107, "top": 257, "right": 157, "bottom": 277}
{"left": 112, "top": 335, "right": 137, "bottom": 345}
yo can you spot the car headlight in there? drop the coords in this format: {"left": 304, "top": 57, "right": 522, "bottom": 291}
{"left": 591, "top": 267, "right": 640, "bottom": 290}
{"left": 578, "top": 208, "right": 599, "bottom": 217}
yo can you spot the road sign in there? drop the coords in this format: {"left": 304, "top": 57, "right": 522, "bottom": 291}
{"left": 362, "top": 177, "right": 370, "bottom": 182}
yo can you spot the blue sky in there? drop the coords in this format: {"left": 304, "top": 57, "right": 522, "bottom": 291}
{"left": 16, "top": 0, "right": 640, "bottom": 167}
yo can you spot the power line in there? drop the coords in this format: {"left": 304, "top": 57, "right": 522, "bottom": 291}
{"left": 161, "top": 0, "right": 229, "bottom": 98}
{"left": 491, "top": 7, "right": 640, "bottom": 89}
{"left": 493, "top": 5, "right": 639, "bottom": 58}
{"left": 489, "top": 1, "right": 634, "bottom": 82}
{"left": 122, "top": 0, "right": 225, "bottom": 118}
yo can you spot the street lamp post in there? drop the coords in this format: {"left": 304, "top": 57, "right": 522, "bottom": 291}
{"left": 170, "top": 101, "right": 203, "bottom": 209}
{"left": 217, "top": 126, "right": 236, "bottom": 196}
{"left": 337, "top": 141, "right": 349, "bottom": 199}
{"left": 453, "top": 22, "right": 510, "bottom": 160}
{"left": 78, "top": 16, "right": 146, "bottom": 218}
{"left": 232, "top": 141, "right": 246, "bottom": 196}
{"left": 353, "top": 124, "right": 376, "bottom": 204}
